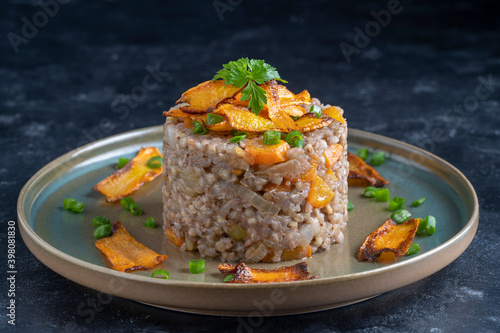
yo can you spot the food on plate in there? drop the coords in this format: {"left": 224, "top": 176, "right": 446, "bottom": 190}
{"left": 218, "top": 261, "right": 317, "bottom": 283}
{"left": 94, "top": 221, "right": 168, "bottom": 272}
{"left": 162, "top": 58, "right": 348, "bottom": 262}
{"left": 356, "top": 218, "right": 420, "bottom": 262}
{"left": 347, "top": 152, "right": 389, "bottom": 187}
{"left": 93, "top": 147, "right": 163, "bottom": 202}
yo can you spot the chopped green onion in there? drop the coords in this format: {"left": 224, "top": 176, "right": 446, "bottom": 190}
{"left": 227, "top": 224, "right": 246, "bottom": 240}
{"left": 425, "top": 215, "right": 436, "bottom": 235}
{"left": 63, "top": 198, "right": 76, "bottom": 210}
{"left": 374, "top": 188, "right": 390, "bottom": 202}
{"left": 143, "top": 217, "right": 156, "bottom": 228}
{"left": 363, "top": 186, "right": 377, "bottom": 198}
{"left": 93, "top": 216, "right": 111, "bottom": 228}
{"left": 230, "top": 129, "right": 246, "bottom": 136}
{"left": 310, "top": 105, "right": 322, "bottom": 118}
{"left": 189, "top": 259, "right": 205, "bottom": 274}
{"left": 193, "top": 120, "right": 207, "bottom": 135}
{"left": 263, "top": 130, "right": 281, "bottom": 145}
{"left": 129, "top": 203, "right": 143, "bottom": 216}
{"left": 370, "top": 152, "right": 386, "bottom": 166}
{"left": 416, "top": 218, "right": 427, "bottom": 235}
{"left": 291, "top": 116, "right": 300, "bottom": 121}
{"left": 71, "top": 201, "right": 85, "bottom": 213}
{"left": 151, "top": 269, "right": 169, "bottom": 279}
{"left": 117, "top": 157, "right": 129, "bottom": 169}
{"left": 347, "top": 200, "right": 354, "bottom": 212}
{"left": 146, "top": 156, "right": 163, "bottom": 169}
{"left": 285, "top": 130, "right": 304, "bottom": 148}
{"left": 388, "top": 197, "right": 406, "bottom": 211}
{"left": 120, "top": 197, "right": 135, "bottom": 211}
{"left": 405, "top": 243, "right": 420, "bottom": 256}
{"left": 94, "top": 224, "right": 112, "bottom": 239}
{"left": 391, "top": 209, "right": 412, "bottom": 224}
{"left": 230, "top": 133, "right": 247, "bottom": 143}
{"left": 357, "top": 148, "right": 369, "bottom": 160}
{"left": 224, "top": 275, "right": 234, "bottom": 282}
{"left": 206, "top": 113, "right": 224, "bottom": 126}
{"left": 411, "top": 197, "right": 426, "bottom": 207}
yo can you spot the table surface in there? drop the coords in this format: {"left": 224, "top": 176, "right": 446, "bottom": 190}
{"left": 2, "top": 0, "right": 499, "bottom": 332}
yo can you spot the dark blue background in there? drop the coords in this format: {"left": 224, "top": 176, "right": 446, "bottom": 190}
{"left": 1, "top": 0, "right": 499, "bottom": 332}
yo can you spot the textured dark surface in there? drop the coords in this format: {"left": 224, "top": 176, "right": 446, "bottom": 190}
{"left": 1, "top": 0, "right": 500, "bottom": 332}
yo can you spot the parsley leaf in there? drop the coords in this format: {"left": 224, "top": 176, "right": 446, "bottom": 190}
{"left": 212, "top": 58, "right": 287, "bottom": 115}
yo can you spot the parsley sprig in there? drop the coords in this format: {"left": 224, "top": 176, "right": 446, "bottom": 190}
{"left": 212, "top": 58, "right": 287, "bottom": 115}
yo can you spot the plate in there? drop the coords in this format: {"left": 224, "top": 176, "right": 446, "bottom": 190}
{"left": 17, "top": 126, "right": 478, "bottom": 316}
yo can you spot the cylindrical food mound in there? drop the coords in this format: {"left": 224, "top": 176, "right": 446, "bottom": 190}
{"left": 162, "top": 101, "right": 348, "bottom": 262}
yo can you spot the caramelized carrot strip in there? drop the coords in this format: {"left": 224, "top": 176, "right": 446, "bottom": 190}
{"left": 323, "top": 144, "right": 343, "bottom": 168}
{"left": 244, "top": 138, "right": 290, "bottom": 165}
{"left": 213, "top": 104, "right": 277, "bottom": 132}
{"left": 261, "top": 246, "right": 312, "bottom": 262}
{"left": 165, "top": 228, "right": 184, "bottom": 247}
{"left": 263, "top": 80, "right": 299, "bottom": 132}
{"left": 307, "top": 175, "right": 335, "bottom": 208}
{"left": 347, "top": 152, "right": 389, "bottom": 187}
{"left": 95, "top": 222, "right": 168, "bottom": 272}
{"left": 219, "top": 262, "right": 317, "bottom": 283}
{"left": 357, "top": 218, "right": 420, "bottom": 262}
{"left": 176, "top": 80, "right": 242, "bottom": 114}
{"left": 93, "top": 147, "right": 163, "bottom": 202}
{"left": 323, "top": 106, "right": 345, "bottom": 124}
{"left": 294, "top": 114, "right": 334, "bottom": 132}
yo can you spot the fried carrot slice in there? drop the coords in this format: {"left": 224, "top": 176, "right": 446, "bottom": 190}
{"left": 213, "top": 104, "right": 277, "bottom": 132}
{"left": 244, "top": 138, "right": 290, "bottom": 165}
{"left": 323, "top": 144, "right": 343, "bottom": 168}
{"left": 263, "top": 80, "right": 299, "bottom": 132}
{"left": 356, "top": 218, "right": 420, "bottom": 262}
{"left": 163, "top": 107, "right": 191, "bottom": 118}
{"left": 295, "top": 114, "right": 334, "bottom": 132}
{"left": 93, "top": 147, "right": 163, "bottom": 202}
{"left": 307, "top": 175, "right": 335, "bottom": 208}
{"left": 219, "top": 262, "right": 317, "bottom": 283}
{"left": 230, "top": 86, "right": 311, "bottom": 110}
{"left": 177, "top": 80, "right": 242, "bottom": 114}
{"left": 322, "top": 106, "right": 345, "bottom": 124}
{"left": 95, "top": 222, "right": 168, "bottom": 272}
{"left": 347, "top": 152, "right": 389, "bottom": 187}
{"left": 165, "top": 228, "right": 184, "bottom": 247}
{"left": 261, "top": 246, "right": 312, "bottom": 262}
{"left": 282, "top": 105, "right": 307, "bottom": 117}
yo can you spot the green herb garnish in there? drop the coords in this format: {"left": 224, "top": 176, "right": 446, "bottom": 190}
{"left": 193, "top": 120, "right": 207, "bottom": 135}
{"left": 206, "top": 113, "right": 224, "bottom": 126}
{"left": 411, "top": 197, "right": 426, "bottom": 207}
{"left": 212, "top": 58, "right": 287, "bottom": 115}
{"left": 357, "top": 148, "right": 369, "bottom": 160}
{"left": 94, "top": 224, "right": 112, "bottom": 239}
{"left": 152, "top": 269, "right": 169, "bottom": 279}
{"left": 117, "top": 157, "right": 129, "bottom": 169}
{"left": 143, "top": 217, "right": 156, "bottom": 228}
{"left": 370, "top": 151, "right": 386, "bottom": 166}
{"left": 391, "top": 209, "right": 412, "bottom": 224}
{"left": 120, "top": 197, "right": 135, "bottom": 211}
{"left": 347, "top": 200, "right": 354, "bottom": 212}
{"left": 224, "top": 275, "right": 234, "bottom": 282}
{"left": 388, "top": 197, "right": 406, "bottom": 211}
{"left": 406, "top": 243, "right": 420, "bottom": 256}
{"left": 63, "top": 198, "right": 85, "bottom": 213}
{"left": 263, "top": 130, "right": 282, "bottom": 145}
{"left": 129, "top": 203, "right": 143, "bottom": 216}
{"left": 146, "top": 156, "right": 163, "bottom": 169}
{"left": 93, "top": 216, "right": 111, "bottom": 228}
{"left": 310, "top": 105, "right": 322, "bottom": 118}
{"left": 285, "top": 130, "right": 304, "bottom": 148}
{"left": 189, "top": 259, "right": 205, "bottom": 274}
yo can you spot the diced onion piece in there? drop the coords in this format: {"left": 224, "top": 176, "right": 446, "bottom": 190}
{"left": 221, "top": 181, "right": 280, "bottom": 214}
{"left": 95, "top": 221, "right": 168, "bottom": 272}
{"left": 93, "top": 147, "right": 163, "bottom": 202}
{"left": 173, "top": 166, "right": 203, "bottom": 197}
{"left": 245, "top": 243, "right": 268, "bottom": 263}
{"left": 227, "top": 224, "right": 246, "bottom": 240}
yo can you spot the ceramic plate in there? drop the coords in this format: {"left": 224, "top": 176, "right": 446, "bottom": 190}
{"left": 17, "top": 126, "right": 478, "bottom": 316}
